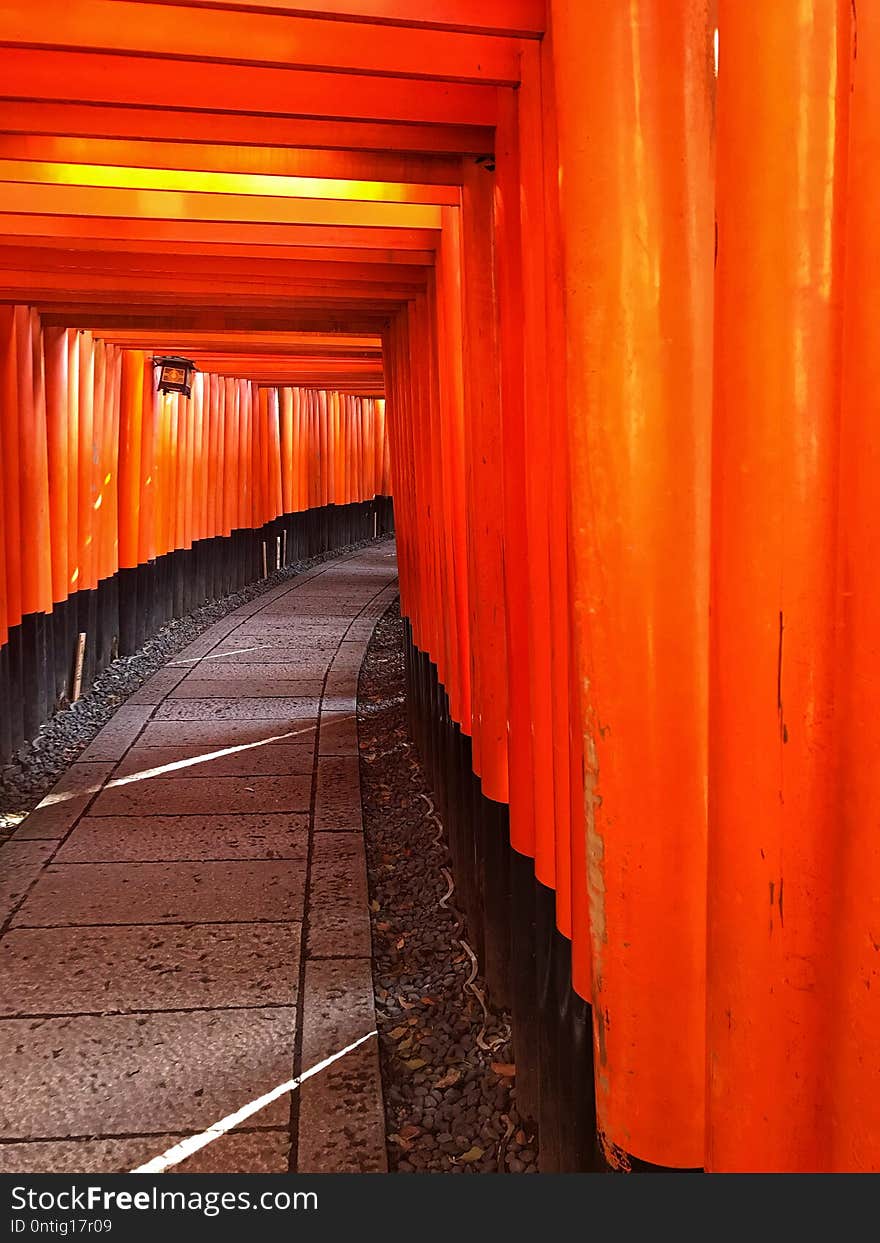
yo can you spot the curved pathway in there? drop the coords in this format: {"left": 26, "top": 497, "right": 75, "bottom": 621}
{"left": 0, "top": 542, "right": 398, "bottom": 1174}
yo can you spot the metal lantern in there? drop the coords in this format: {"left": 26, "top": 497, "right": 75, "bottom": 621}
{"left": 154, "top": 355, "right": 196, "bottom": 398}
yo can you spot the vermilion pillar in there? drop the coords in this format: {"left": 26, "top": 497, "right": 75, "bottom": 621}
{"left": 552, "top": 0, "right": 714, "bottom": 1168}
{"left": 117, "top": 349, "right": 143, "bottom": 571}
{"left": 495, "top": 89, "right": 535, "bottom": 855}
{"left": 43, "top": 326, "right": 69, "bottom": 605}
{"left": 831, "top": 0, "right": 879, "bottom": 1174}
{"left": 460, "top": 157, "right": 508, "bottom": 804}
{"left": 0, "top": 308, "right": 23, "bottom": 630}
{"left": 708, "top": 0, "right": 852, "bottom": 1172}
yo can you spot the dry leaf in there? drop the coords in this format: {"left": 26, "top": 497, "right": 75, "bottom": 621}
{"left": 457, "top": 1146, "right": 484, "bottom": 1164}
{"left": 389, "top": 1026, "right": 408, "bottom": 1040}
{"left": 398, "top": 994, "right": 416, "bottom": 1010}
{"left": 435, "top": 1067, "right": 461, "bottom": 1090}
{"left": 369, "top": 900, "right": 380, "bottom": 913}
{"left": 395, "top": 937, "right": 406, "bottom": 949}
{"left": 420, "top": 996, "right": 437, "bottom": 1006}
{"left": 404, "top": 1058, "right": 426, "bottom": 1070}
{"left": 490, "top": 1062, "right": 516, "bottom": 1078}
{"left": 399, "top": 1124, "right": 421, "bottom": 1140}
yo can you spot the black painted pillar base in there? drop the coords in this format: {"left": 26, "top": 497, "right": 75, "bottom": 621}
{"left": 403, "top": 624, "right": 601, "bottom": 1173}
{"left": 0, "top": 639, "right": 11, "bottom": 765}
{"left": 19, "top": 612, "right": 50, "bottom": 741}
{"left": 4, "top": 623, "right": 25, "bottom": 760}
{"left": 50, "top": 596, "right": 74, "bottom": 709}
{"left": 97, "top": 574, "right": 120, "bottom": 672}
{"left": 2, "top": 499, "right": 393, "bottom": 763}
{"left": 510, "top": 845, "right": 540, "bottom": 1125}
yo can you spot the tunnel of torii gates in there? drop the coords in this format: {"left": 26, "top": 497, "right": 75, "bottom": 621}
{"left": 0, "top": 0, "right": 878, "bottom": 1175}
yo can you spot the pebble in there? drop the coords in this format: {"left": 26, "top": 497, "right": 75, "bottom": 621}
{"left": 359, "top": 603, "right": 538, "bottom": 1175}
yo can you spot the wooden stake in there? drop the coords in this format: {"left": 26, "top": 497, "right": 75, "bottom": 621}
{"left": 71, "top": 632, "right": 86, "bottom": 702}
{"left": 261, "top": 540, "right": 268, "bottom": 578}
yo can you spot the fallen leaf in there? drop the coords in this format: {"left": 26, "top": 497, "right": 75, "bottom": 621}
{"left": 435, "top": 1067, "right": 461, "bottom": 1090}
{"left": 404, "top": 1058, "right": 426, "bottom": 1070}
{"left": 399, "top": 1124, "right": 421, "bottom": 1140}
{"left": 490, "top": 1062, "right": 516, "bottom": 1078}
{"left": 457, "top": 1146, "right": 484, "bottom": 1164}
{"left": 395, "top": 937, "right": 406, "bottom": 950}
{"left": 369, "top": 900, "right": 380, "bottom": 913}
{"left": 420, "top": 996, "right": 437, "bottom": 1006}
{"left": 389, "top": 1026, "right": 409, "bottom": 1040}
{"left": 388, "top": 1133, "right": 412, "bottom": 1152}
{"left": 398, "top": 994, "right": 416, "bottom": 1010}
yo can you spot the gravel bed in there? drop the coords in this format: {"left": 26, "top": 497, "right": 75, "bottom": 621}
{"left": 0, "top": 537, "right": 378, "bottom": 842}
{"left": 358, "top": 602, "right": 539, "bottom": 1174}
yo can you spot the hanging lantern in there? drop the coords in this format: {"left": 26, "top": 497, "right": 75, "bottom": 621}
{"left": 154, "top": 355, "right": 196, "bottom": 398}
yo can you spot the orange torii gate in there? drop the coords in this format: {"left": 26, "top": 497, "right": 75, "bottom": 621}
{"left": 0, "top": 0, "right": 877, "bottom": 1174}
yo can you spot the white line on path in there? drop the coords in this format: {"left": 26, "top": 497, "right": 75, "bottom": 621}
{"left": 131, "top": 1029, "right": 377, "bottom": 1174}
{"left": 168, "top": 646, "right": 264, "bottom": 667}
{"left": 36, "top": 713, "right": 356, "bottom": 802}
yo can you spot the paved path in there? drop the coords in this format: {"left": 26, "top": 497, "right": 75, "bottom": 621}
{"left": 0, "top": 543, "right": 398, "bottom": 1173}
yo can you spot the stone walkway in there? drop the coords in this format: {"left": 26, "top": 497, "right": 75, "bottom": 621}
{"left": 0, "top": 542, "right": 399, "bottom": 1173}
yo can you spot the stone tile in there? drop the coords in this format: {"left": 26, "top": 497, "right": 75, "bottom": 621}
{"left": 196, "top": 646, "right": 333, "bottom": 666}
{"left": 11, "top": 861, "right": 306, "bottom": 927}
{"left": 318, "top": 712, "right": 359, "bottom": 758}
{"left": 78, "top": 705, "right": 153, "bottom": 762}
{"left": 154, "top": 697, "right": 320, "bottom": 721}
{"left": 176, "top": 662, "right": 329, "bottom": 681}
{"left": 0, "top": 1007, "right": 296, "bottom": 1138}
{"left": 126, "top": 668, "right": 188, "bottom": 705}
{"left": 176, "top": 620, "right": 240, "bottom": 650}
{"left": 0, "top": 841, "right": 55, "bottom": 925}
{"left": 170, "top": 676, "right": 324, "bottom": 699}
{"left": 345, "top": 619, "right": 381, "bottom": 644}
{"left": 297, "top": 959, "right": 385, "bottom": 1173}
{"left": 306, "top": 834, "right": 370, "bottom": 959}
{"left": 259, "top": 600, "right": 365, "bottom": 615}
{"left": 89, "top": 774, "right": 312, "bottom": 817}
{"left": 13, "top": 764, "right": 116, "bottom": 840}
{"left": 138, "top": 719, "right": 320, "bottom": 750}
{"left": 232, "top": 618, "right": 349, "bottom": 634}
{"left": 0, "top": 923, "right": 300, "bottom": 1015}
{"left": 214, "top": 632, "right": 339, "bottom": 651}
{"left": 54, "top": 813, "right": 309, "bottom": 863}
{"left": 333, "top": 640, "right": 370, "bottom": 670}
{"left": 0, "top": 1128, "right": 291, "bottom": 1174}
{"left": 166, "top": 637, "right": 219, "bottom": 664}
{"left": 323, "top": 669, "right": 359, "bottom": 707}
{"left": 314, "top": 755, "right": 362, "bottom": 829}
{"left": 115, "top": 741, "right": 315, "bottom": 779}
